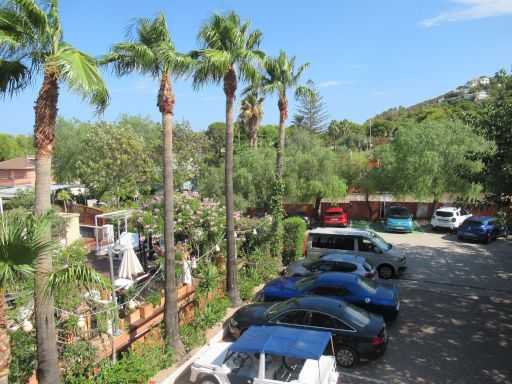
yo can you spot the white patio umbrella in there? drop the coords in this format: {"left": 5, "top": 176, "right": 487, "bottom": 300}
{"left": 118, "top": 244, "right": 144, "bottom": 281}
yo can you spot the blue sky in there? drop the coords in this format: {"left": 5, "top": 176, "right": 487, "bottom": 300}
{"left": 1, "top": 0, "right": 511, "bottom": 135}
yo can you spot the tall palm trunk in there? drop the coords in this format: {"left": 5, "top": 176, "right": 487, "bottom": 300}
{"left": 33, "top": 67, "right": 61, "bottom": 383}
{"left": 276, "top": 96, "right": 288, "bottom": 178}
{"left": 249, "top": 117, "right": 258, "bottom": 149}
{"left": 0, "top": 291, "right": 10, "bottom": 384}
{"left": 224, "top": 68, "right": 242, "bottom": 306}
{"left": 159, "top": 74, "right": 185, "bottom": 356}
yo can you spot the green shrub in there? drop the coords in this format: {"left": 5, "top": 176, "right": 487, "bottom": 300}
{"left": 9, "top": 330, "right": 36, "bottom": 384}
{"left": 236, "top": 216, "right": 273, "bottom": 255}
{"left": 282, "top": 217, "right": 307, "bottom": 265}
{"left": 61, "top": 341, "right": 97, "bottom": 381}
{"left": 145, "top": 291, "right": 162, "bottom": 307}
{"left": 92, "top": 333, "right": 172, "bottom": 384}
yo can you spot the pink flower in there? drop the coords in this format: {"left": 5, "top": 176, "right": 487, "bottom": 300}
{"left": 144, "top": 225, "right": 151, "bottom": 230}
{"left": 140, "top": 236, "right": 146, "bottom": 242}
{"left": 137, "top": 216, "right": 143, "bottom": 223}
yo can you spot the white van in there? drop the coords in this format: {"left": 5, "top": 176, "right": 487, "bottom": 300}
{"left": 305, "top": 227, "right": 407, "bottom": 279}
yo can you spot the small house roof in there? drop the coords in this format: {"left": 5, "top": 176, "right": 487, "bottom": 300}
{"left": 0, "top": 156, "right": 35, "bottom": 170}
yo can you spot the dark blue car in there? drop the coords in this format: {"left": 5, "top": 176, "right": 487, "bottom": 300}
{"left": 262, "top": 273, "right": 400, "bottom": 321}
{"left": 457, "top": 216, "right": 508, "bottom": 243}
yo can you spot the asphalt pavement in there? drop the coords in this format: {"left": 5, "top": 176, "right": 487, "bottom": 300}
{"left": 173, "top": 229, "right": 512, "bottom": 384}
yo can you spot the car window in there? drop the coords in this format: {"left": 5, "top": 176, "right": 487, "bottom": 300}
{"left": 312, "top": 235, "right": 336, "bottom": 249}
{"left": 309, "top": 312, "right": 338, "bottom": 329}
{"left": 357, "top": 238, "right": 375, "bottom": 252}
{"left": 332, "top": 262, "right": 356, "bottom": 273}
{"left": 370, "top": 232, "right": 392, "bottom": 250}
{"left": 436, "top": 211, "right": 453, "bottom": 217}
{"left": 331, "top": 316, "right": 354, "bottom": 331}
{"left": 464, "top": 219, "right": 484, "bottom": 226}
{"left": 343, "top": 303, "right": 371, "bottom": 328}
{"left": 317, "top": 261, "right": 334, "bottom": 272}
{"left": 387, "top": 207, "right": 410, "bottom": 219}
{"left": 461, "top": 209, "right": 469, "bottom": 215}
{"left": 303, "top": 258, "right": 323, "bottom": 271}
{"left": 357, "top": 278, "right": 377, "bottom": 294}
{"left": 295, "top": 276, "right": 317, "bottom": 291}
{"left": 488, "top": 220, "right": 495, "bottom": 226}
{"left": 311, "top": 286, "right": 340, "bottom": 296}
{"left": 275, "top": 310, "right": 308, "bottom": 325}
{"left": 334, "top": 236, "right": 354, "bottom": 251}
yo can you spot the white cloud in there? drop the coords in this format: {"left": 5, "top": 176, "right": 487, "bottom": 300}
{"left": 420, "top": 0, "right": 512, "bottom": 27}
{"left": 319, "top": 80, "right": 359, "bottom": 88}
{"left": 371, "top": 91, "right": 387, "bottom": 96}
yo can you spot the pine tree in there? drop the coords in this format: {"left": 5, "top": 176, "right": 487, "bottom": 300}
{"left": 292, "top": 79, "right": 329, "bottom": 133}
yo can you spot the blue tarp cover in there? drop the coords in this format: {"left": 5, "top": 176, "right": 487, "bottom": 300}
{"left": 230, "top": 326, "right": 331, "bottom": 360}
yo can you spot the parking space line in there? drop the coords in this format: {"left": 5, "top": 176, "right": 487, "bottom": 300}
{"left": 340, "top": 372, "right": 388, "bottom": 384}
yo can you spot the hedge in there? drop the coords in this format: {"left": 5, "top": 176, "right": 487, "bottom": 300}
{"left": 282, "top": 217, "right": 307, "bottom": 265}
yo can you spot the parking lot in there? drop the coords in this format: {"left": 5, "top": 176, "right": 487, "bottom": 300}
{"left": 342, "top": 228, "right": 512, "bottom": 384}
{"left": 174, "top": 227, "right": 512, "bottom": 384}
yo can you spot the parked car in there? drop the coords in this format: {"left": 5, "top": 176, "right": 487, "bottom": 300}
{"left": 305, "top": 227, "right": 407, "bottom": 279}
{"left": 384, "top": 205, "right": 413, "bottom": 233}
{"left": 285, "top": 252, "right": 377, "bottom": 281}
{"left": 457, "top": 216, "right": 508, "bottom": 243}
{"left": 229, "top": 296, "right": 388, "bottom": 368}
{"left": 431, "top": 206, "right": 471, "bottom": 231}
{"left": 322, "top": 207, "right": 348, "bottom": 227}
{"left": 190, "top": 325, "right": 339, "bottom": 383}
{"left": 262, "top": 273, "right": 400, "bottom": 322}
{"left": 287, "top": 211, "right": 311, "bottom": 228}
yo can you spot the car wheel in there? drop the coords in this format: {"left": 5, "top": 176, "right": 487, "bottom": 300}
{"left": 457, "top": 235, "right": 463, "bottom": 240}
{"left": 432, "top": 225, "right": 437, "bottom": 231}
{"left": 335, "top": 346, "right": 359, "bottom": 368}
{"left": 378, "top": 264, "right": 394, "bottom": 279}
{"left": 199, "top": 375, "right": 220, "bottom": 384}
{"left": 484, "top": 234, "right": 491, "bottom": 244}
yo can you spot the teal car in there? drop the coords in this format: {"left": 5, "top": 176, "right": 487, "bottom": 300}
{"left": 384, "top": 206, "right": 413, "bottom": 233}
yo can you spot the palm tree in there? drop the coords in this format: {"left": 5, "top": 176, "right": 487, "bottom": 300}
{"left": 246, "top": 51, "right": 311, "bottom": 257}
{"left": 0, "top": 2, "right": 108, "bottom": 381}
{"left": 192, "top": 11, "right": 264, "bottom": 306}
{"left": 101, "top": 13, "right": 191, "bottom": 355}
{"left": 0, "top": 212, "right": 109, "bottom": 384}
{"left": 239, "top": 92, "right": 264, "bottom": 148}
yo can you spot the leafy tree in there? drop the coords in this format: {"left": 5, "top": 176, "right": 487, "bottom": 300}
{"left": 291, "top": 79, "right": 329, "bottom": 133}
{"left": 76, "top": 124, "right": 155, "bottom": 205}
{"left": 246, "top": 51, "right": 311, "bottom": 259}
{"left": 192, "top": 11, "right": 264, "bottom": 306}
{"left": 55, "top": 190, "right": 71, "bottom": 213}
{"left": 238, "top": 92, "right": 264, "bottom": 148}
{"left": 0, "top": 1, "right": 109, "bottom": 380}
{"left": 326, "top": 119, "right": 363, "bottom": 150}
{"left": 0, "top": 134, "right": 19, "bottom": 161}
{"left": 3, "top": 188, "right": 35, "bottom": 211}
{"left": 205, "top": 122, "right": 226, "bottom": 164}
{"left": 286, "top": 129, "right": 347, "bottom": 217}
{"left": 472, "top": 70, "right": 512, "bottom": 204}
{"left": 375, "top": 119, "right": 492, "bottom": 209}
{"left": 116, "top": 114, "right": 162, "bottom": 166}
{"left": 53, "top": 117, "right": 91, "bottom": 183}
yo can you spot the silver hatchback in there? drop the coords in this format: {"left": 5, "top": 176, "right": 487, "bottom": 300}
{"left": 285, "top": 252, "right": 378, "bottom": 280}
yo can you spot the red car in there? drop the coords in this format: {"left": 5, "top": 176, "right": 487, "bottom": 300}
{"left": 322, "top": 207, "right": 348, "bottom": 227}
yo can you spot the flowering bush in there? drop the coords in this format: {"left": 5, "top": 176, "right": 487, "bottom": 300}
{"left": 134, "top": 192, "right": 226, "bottom": 257}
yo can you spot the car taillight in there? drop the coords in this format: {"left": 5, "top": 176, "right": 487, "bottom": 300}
{"left": 371, "top": 335, "right": 384, "bottom": 345}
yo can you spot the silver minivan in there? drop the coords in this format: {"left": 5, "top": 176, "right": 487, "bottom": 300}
{"left": 305, "top": 227, "right": 407, "bottom": 279}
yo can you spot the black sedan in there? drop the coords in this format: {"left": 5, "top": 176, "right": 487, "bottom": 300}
{"left": 228, "top": 296, "right": 388, "bottom": 368}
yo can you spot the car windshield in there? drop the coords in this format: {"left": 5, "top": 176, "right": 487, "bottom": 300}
{"left": 388, "top": 207, "right": 410, "bottom": 219}
{"left": 295, "top": 276, "right": 317, "bottom": 291}
{"left": 436, "top": 211, "right": 453, "bottom": 217}
{"left": 343, "top": 302, "right": 371, "bottom": 327}
{"left": 357, "top": 278, "right": 378, "bottom": 294}
{"left": 325, "top": 211, "right": 342, "bottom": 216}
{"left": 369, "top": 232, "right": 391, "bottom": 250}
{"left": 464, "top": 219, "right": 484, "bottom": 226}
{"left": 303, "top": 258, "right": 322, "bottom": 270}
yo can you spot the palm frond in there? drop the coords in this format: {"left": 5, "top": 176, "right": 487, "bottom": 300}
{"left": 295, "top": 85, "right": 315, "bottom": 99}
{"left": 55, "top": 43, "right": 109, "bottom": 113}
{"left": 0, "top": 211, "right": 53, "bottom": 289}
{"left": 12, "top": 0, "right": 49, "bottom": 35}
{"left": 45, "top": 264, "right": 110, "bottom": 298}
{"left": 101, "top": 41, "right": 156, "bottom": 76}
{"left": 0, "top": 59, "right": 31, "bottom": 96}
